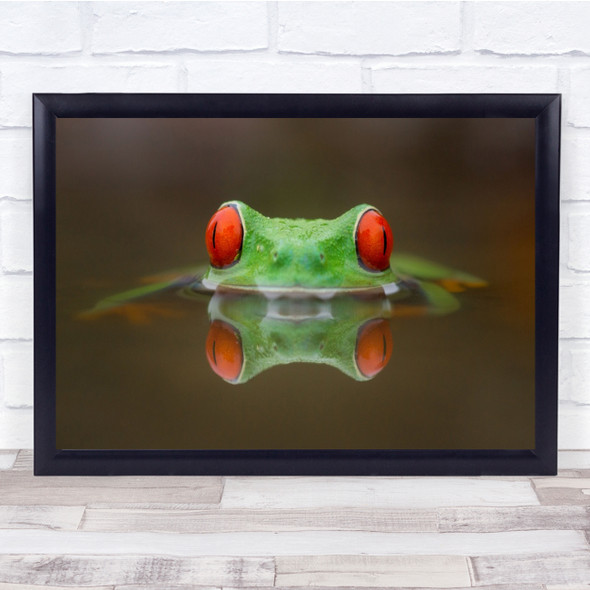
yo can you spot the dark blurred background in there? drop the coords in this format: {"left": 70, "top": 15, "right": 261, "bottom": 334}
{"left": 56, "top": 116, "right": 535, "bottom": 450}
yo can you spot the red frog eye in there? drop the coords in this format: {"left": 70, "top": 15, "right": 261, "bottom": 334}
{"left": 205, "top": 205, "right": 243, "bottom": 268}
{"left": 356, "top": 209, "right": 393, "bottom": 272}
{"left": 355, "top": 318, "right": 393, "bottom": 378}
{"left": 206, "top": 320, "right": 243, "bottom": 382}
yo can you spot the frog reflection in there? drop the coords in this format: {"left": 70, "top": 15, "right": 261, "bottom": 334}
{"left": 80, "top": 201, "right": 486, "bottom": 385}
{"left": 204, "top": 293, "right": 394, "bottom": 384}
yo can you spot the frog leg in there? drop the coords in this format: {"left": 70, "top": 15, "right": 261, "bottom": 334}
{"left": 414, "top": 280, "right": 461, "bottom": 315}
{"left": 138, "top": 265, "right": 204, "bottom": 285}
{"left": 78, "top": 266, "right": 207, "bottom": 322}
{"left": 391, "top": 253, "right": 488, "bottom": 293}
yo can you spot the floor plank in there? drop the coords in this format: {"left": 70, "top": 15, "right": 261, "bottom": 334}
{"left": 533, "top": 478, "right": 590, "bottom": 489}
{"left": 1, "top": 449, "right": 589, "bottom": 589}
{"left": 0, "top": 555, "right": 273, "bottom": 587}
{"left": 77, "top": 505, "right": 590, "bottom": 534}
{"left": 0, "top": 584, "right": 113, "bottom": 590}
{"left": 113, "top": 586, "right": 221, "bottom": 590}
{"left": 80, "top": 507, "right": 438, "bottom": 533}
{"left": 86, "top": 502, "right": 225, "bottom": 510}
{"left": 221, "top": 477, "right": 540, "bottom": 509}
{"left": 223, "top": 587, "right": 545, "bottom": 590}
{"left": 532, "top": 476, "right": 590, "bottom": 505}
{"left": 275, "top": 555, "right": 471, "bottom": 588}
{"left": 113, "top": 584, "right": 220, "bottom": 590}
{"left": 472, "top": 552, "right": 590, "bottom": 586}
{"left": 0, "top": 469, "right": 223, "bottom": 506}
{"left": 0, "top": 506, "right": 84, "bottom": 531}
{"left": 437, "top": 505, "right": 590, "bottom": 532}
{"left": 12, "top": 449, "right": 32, "bottom": 471}
{"left": 0, "top": 530, "right": 585, "bottom": 557}
{"left": 533, "top": 486, "right": 590, "bottom": 506}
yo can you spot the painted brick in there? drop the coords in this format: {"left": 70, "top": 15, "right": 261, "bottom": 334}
{"left": 278, "top": 2, "right": 461, "bottom": 56}
{"left": 91, "top": 2, "right": 268, "bottom": 54}
{"left": 0, "top": 131, "right": 32, "bottom": 199}
{"left": 559, "top": 450, "right": 590, "bottom": 468}
{"left": 561, "top": 133, "right": 590, "bottom": 200}
{"left": 0, "top": 275, "right": 32, "bottom": 340}
{"left": 568, "top": 68, "right": 590, "bottom": 128}
{"left": 0, "top": 409, "right": 32, "bottom": 449}
{"left": 561, "top": 284, "right": 590, "bottom": 339}
{"left": 473, "top": 2, "right": 590, "bottom": 55}
{"left": 568, "top": 349, "right": 590, "bottom": 405}
{"left": 0, "top": 200, "right": 33, "bottom": 273}
{"left": 568, "top": 214, "right": 590, "bottom": 272}
{"left": 0, "top": 64, "right": 179, "bottom": 128}
{"left": 0, "top": 2, "right": 82, "bottom": 55}
{"left": 186, "top": 59, "right": 362, "bottom": 93}
{"left": 560, "top": 345, "right": 572, "bottom": 402}
{"left": 1, "top": 343, "right": 32, "bottom": 409}
{"left": 371, "top": 65, "right": 559, "bottom": 93}
{"left": 560, "top": 402, "right": 590, "bottom": 449}
{"left": 0, "top": 451, "right": 17, "bottom": 469}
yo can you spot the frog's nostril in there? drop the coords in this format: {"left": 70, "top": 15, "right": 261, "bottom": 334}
{"left": 319, "top": 253, "right": 325, "bottom": 264}
{"left": 272, "top": 251, "right": 278, "bottom": 261}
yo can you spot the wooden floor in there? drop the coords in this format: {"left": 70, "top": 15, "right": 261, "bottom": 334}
{"left": 0, "top": 450, "right": 589, "bottom": 589}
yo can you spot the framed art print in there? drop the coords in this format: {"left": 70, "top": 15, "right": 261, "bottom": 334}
{"left": 33, "top": 94, "right": 560, "bottom": 475}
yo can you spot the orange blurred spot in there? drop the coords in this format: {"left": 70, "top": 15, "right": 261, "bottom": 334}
{"left": 390, "top": 305, "right": 429, "bottom": 318}
{"left": 438, "top": 278, "right": 488, "bottom": 293}
{"left": 438, "top": 279, "right": 467, "bottom": 293}
{"left": 77, "top": 303, "right": 184, "bottom": 325}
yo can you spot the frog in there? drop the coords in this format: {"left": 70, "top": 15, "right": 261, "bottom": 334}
{"left": 202, "top": 200, "right": 397, "bottom": 295}
{"left": 79, "top": 201, "right": 487, "bottom": 385}
{"left": 81, "top": 200, "right": 485, "bottom": 319}
{"left": 200, "top": 200, "right": 486, "bottom": 299}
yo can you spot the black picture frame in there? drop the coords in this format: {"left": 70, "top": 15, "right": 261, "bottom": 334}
{"left": 33, "top": 93, "right": 560, "bottom": 476}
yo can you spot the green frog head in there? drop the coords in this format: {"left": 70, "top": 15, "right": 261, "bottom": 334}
{"left": 202, "top": 200, "right": 398, "bottom": 293}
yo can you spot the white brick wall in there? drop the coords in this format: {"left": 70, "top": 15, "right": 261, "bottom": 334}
{"left": 472, "top": 2, "right": 590, "bottom": 55}
{"left": 0, "top": 343, "right": 33, "bottom": 409}
{"left": 561, "top": 133, "right": 590, "bottom": 201}
{"left": 185, "top": 59, "right": 363, "bottom": 93}
{"left": 0, "top": 200, "right": 32, "bottom": 273}
{"left": 371, "top": 64, "right": 559, "bottom": 93}
{"left": 0, "top": 3, "right": 83, "bottom": 55}
{"left": 0, "top": 131, "right": 33, "bottom": 199}
{"left": 277, "top": 2, "right": 462, "bottom": 56}
{"left": 569, "top": 68, "right": 590, "bottom": 127}
{"left": 0, "top": 0, "right": 589, "bottom": 449}
{"left": 0, "top": 276, "right": 33, "bottom": 341}
{"left": 91, "top": 2, "right": 269, "bottom": 54}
